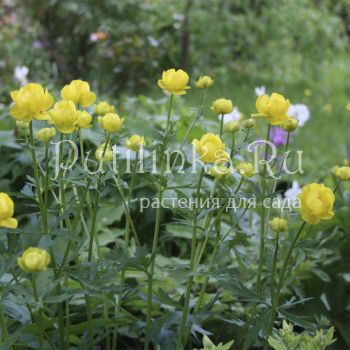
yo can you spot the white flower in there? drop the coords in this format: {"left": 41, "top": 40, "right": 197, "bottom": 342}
{"left": 14, "top": 66, "right": 29, "bottom": 86}
{"left": 285, "top": 180, "right": 302, "bottom": 203}
{"left": 255, "top": 85, "right": 266, "bottom": 96}
{"left": 89, "top": 33, "right": 98, "bottom": 42}
{"left": 219, "top": 107, "right": 242, "bottom": 124}
{"left": 288, "top": 104, "right": 310, "bottom": 127}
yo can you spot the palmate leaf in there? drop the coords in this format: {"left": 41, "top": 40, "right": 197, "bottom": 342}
{"left": 278, "top": 309, "right": 315, "bottom": 330}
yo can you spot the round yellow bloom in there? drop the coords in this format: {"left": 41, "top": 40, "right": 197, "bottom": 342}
{"left": 76, "top": 111, "right": 92, "bottom": 128}
{"left": 10, "top": 83, "right": 54, "bottom": 122}
{"left": 49, "top": 100, "right": 79, "bottom": 134}
{"left": 192, "top": 133, "right": 229, "bottom": 164}
{"left": 0, "top": 193, "right": 18, "bottom": 229}
{"left": 61, "top": 79, "right": 96, "bottom": 107}
{"left": 241, "top": 118, "right": 256, "bottom": 129}
{"left": 254, "top": 93, "right": 290, "bottom": 125}
{"left": 17, "top": 247, "right": 51, "bottom": 273}
{"left": 346, "top": 103, "right": 350, "bottom": 112}
{"left": 98, "top": 113, "right": 124, "bottom": 133}
{"left": 125, "top": 134, "right": 145, "bottom": 152}
{"left": 157, "top": 68, "right": 190, "bottom": 95}
{"left": 333, "top": 166, "right": 350, "bottom": 181}
{"left": 208, "top": 165, "right": 232, "bottom": 180}
{"left": 304, "top": 89, "right": 312, "bottom": 96}
{"left": 281, "top": 117, "right": 298, "bottom": 132}
{"left": 195, "top": 75, "right": 214, "bottom": 89}
{"left": 210, "top": 98, "right": 233, "bottom": 115}
{"left": 223, "top": 121, "right": 240, "bottom": 133}
{"left": 236, "top": 162, "right": 254, "bottom": 178}
{"left": 95, "top": 143, "right": 113, "bottom": 163}
{"left": 36, "top": 127, "right": 56, "bottom": 142}
{"left": 93, "top": 101, "right": 115, "bottom": 115}
{"left": 298, "top": 183, "right": 335, "bottom": 225}
{"left": 268, "top": 217, "right": 288, "bottom": 232}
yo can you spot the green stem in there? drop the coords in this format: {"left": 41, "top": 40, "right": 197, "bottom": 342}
{"left": 44, "top": 141, "right": 50, "bottom": 233}
{"left": 145, "top": 94, "right": 174, "bottom": 350}
{"left": 230, "top": 132, "right": 235, "bottom": 159}
{"left": 256, "top": 124, "right": 271, "bottom": 296}
{"left": 112, "top": 151, "right": 139, "bottom": 349}
{"left": 176, "top": 167, "right": 205, "bottom": 350}
{"left": 219, "top": 113, "right": 224, "bottom": 136}
{"left": 0, "top": 302, "right": 9, "bottom": 345}
{"left": 32, "top": 274, "right": 44, "bottom": 350}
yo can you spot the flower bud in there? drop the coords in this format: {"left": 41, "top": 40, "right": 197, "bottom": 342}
{"left": 268, "top": 217, "right": 288, "bottom": 232}
{"left": 125, "top": 134, "right": 145, "bottom": 152}
{"left": 333, "top": 166, "right": 350, "bottom": 181}
{"left": 17, "top": 247, "right": 51, "bottom": 273}
{"left": 241, "top": 118, "right": 256, "bottom": 129}
{"left": 98, "top": 113, "right": 124, "bottom": 133}
{"left": 281, "top": 117, "right": 298, "bottom": 132}
{"left": 223, "top": 121, "right": 240, "bottom": 133}
{"left": 16, "top": 121, "right": 30, "bottom": 130}
{"left": 208, "top": 166, "right": 232, "bottom": 180}
{"left": 236, "top": 162, "right": 254, "bottom": 178}
{"left": 195, "top": 75, "right": 214, "bottom": 89}
{"left": 36, "top": 127, "right": 56, "bottom": 142}
{"left": 95, "top": 143, "right": 113, "bottom": 163}
{"left": 210, "top": 98, "right": 233, "bottom": 115}
{"left": 93, "top": 101, "right": 115, "bottom": 115}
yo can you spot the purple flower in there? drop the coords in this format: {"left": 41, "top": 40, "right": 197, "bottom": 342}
{"left": 270, "top": 127, "right": 288, "bottom": 147}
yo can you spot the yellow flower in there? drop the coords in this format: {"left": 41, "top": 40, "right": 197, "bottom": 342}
{"left": 346, "top": 103, "right": 350, "bottom": 112}
{"left": 98, "top": 113, "right": 124, "bottom": 133}
{"left": 281, "top": 117, "right": 298, "bottom": 132}
{"left": 322, "top": 103, "right": 332, "bottom": 113}
{"left": 95, "top": 143, "right": 113, "bottom": 163}
{"left": 298, "top": 183, "right": 335, "bottom": 225}
{"left": 195, "top": 75, "right": 214, "bottom": 89}
{"left": 76, "top": 111, "right": 92, "bottom": 128}
{"left": 10, "top": 83, "right": 54, "bottom": 122}
{"left": 36, "top": 127, "right": 56, "bottom": 142}
{"left": 223, "top": 121, "right": 240, "bottom": 133}
{"left": 268, "top": 217, "right": 288, "bottom": 232}
{"left": 93, "top": 101, "right": 115, "bottom": 115}
{"left": 333, "top": 166, "right": 350, "bottom": 181}
{"left": 254, "top": 93, "right": 290, "bottom": 125}
{"left": 125, "top": 134, "right": 145, "bottom": 151}
{"left": 241, "top": 118, "right": 256, "bottom": 129}
{"left": 0, "top": 193, "right": 18, "bottom": 229}
{"left": 61, "top": 80, "right": 96, "bottom": 107}
{"left": 49, "top": 100, "right": 79, "bottom": 134}
{"left": 192, "top": 133, "right": 229, "bottom": 164}
{"left": 236, "top": 162, "right": 254, "bottom": 178}
{"left": 304, "top": 89, "right": 312, "bottom": 96}
{"left": 17, "top": 247, "right": 51, "bottom": 273}
{"left": 157, "top": 68, "right": 190, "bottom": 95}
{"left": 210, "top": 98, "right": 233, "bottom": 115}
{"left": 208, "top": 165, "right": 232, "bottom": 180}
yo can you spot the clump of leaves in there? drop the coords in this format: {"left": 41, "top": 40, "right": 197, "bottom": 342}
{"left": 268, "top": 320, "right": 335, "bottom": 350}
{"left": 194, "top": 335, "right": 234, "bottom": 350}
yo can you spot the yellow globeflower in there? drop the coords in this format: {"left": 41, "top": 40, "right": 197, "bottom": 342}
{"left": 195, "top": 75, "right": 214, "bottom": 89}
{"left": 268, "top": 217, "right": 288, "bottom": 232}
{"left": 304, "top": 89, "right": 312, "bottom": 96}
{"left": 281, "top": 117, "right": 298, "bottom": 132}
{"left": 333, "top": 166, "right": 350, "bottom": 181}
{"left": 254, "top": 92, "right": 290, "bottom": 125}
{"left": 210, "top": 98, "right": 233, "bottom": 115}
{"left": 95, "top": 143, "right": 113, "bottom": 163}
{"left": 93, "top": 101, "right": 115, "bottom": 115}
{"left": 36, "top": 127, "right": 56, "bottom": 142}
{"left": 298, "top": 183, "right": 335, "bottom": 225}
{"left": 208, "top": 165, "right": 232, "bottom": 180}
{"left": 157, "top": 68, "right": 190, "bottom": 95}
{"left": 76, "top": 111, "right": 92, "bottom": 128}
{"left": 223, "top": 121, "right": 240, "bottom": 133}
{"left": 241, "top": 118, "right": 256, "bottom": 129}
{"left": 17, "top": 247, "right": 51, "bottom": 273}
{"left": 236, "top": 162, "right": 254, "bottom": 178}
{"left": 49, "top": 100, "right": 79, "bottom": 134}
{"left": 98, "top": 113, "right": 124, "bottom": 133}
{"left": 192, "top": 133, "right": 229, "bottom": 164}
{"left": 10, "top": 83, "right": 54, "bottom": 122}
{"left": 61, "top": 79, "right": 96, "bottom": 107}
{"left": 125, "top": 134, "right": 145, "bottom": 152}
{"left": 0, "top": 193, "right": 18, "bottom": 229}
